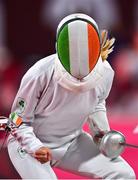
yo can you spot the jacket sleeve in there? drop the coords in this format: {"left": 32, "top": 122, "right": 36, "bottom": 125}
{"left": 9, "top": 70, "right": 46, "bottom": 153}
{"left": 87, "top": 68, "right": 114, "bottom": 137}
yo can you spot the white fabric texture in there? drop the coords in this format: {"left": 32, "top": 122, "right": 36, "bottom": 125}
{"left": 8, "top": 53, "right": 113, "bottom": 154}
{"left": 7, "top": 53, "right": 135, "bottom": 179}
{"left": 54, "top": 55, "right": 106, "bottom": 92}
{"left": 57, "top": 132, "right": 135, "bottom": 179}
{"left": 8, "top": 132, "right": 135, "bottom": 179}
{"left": 8, "top": 140, "right": 57, "bottom": 179}
{"left": 68, "top": 20, "right": 89, "bottom": 78}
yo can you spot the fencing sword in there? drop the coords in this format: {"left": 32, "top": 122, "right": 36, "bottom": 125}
{"left": 120, "top": 142, "right": 138, "bottom": 148}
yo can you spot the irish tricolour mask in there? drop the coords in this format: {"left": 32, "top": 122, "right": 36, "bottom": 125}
{"left": 56, "top": 13, "right": 101, "bottom": 80}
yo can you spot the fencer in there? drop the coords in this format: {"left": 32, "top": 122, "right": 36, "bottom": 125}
{"left": 7, "top": 13, "right": 136, "bottom": 179}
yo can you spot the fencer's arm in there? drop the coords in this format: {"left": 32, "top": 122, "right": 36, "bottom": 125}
{"left": 88, "top": 101, "right": 113, "bottom": 146}
{"left": 11, "top": 123, "right": 44, "bottom": 153}
{"left": 9, "top": 114, "right": 52, "bottom": 163}
{"left": 88, "top": 64, "right": 114, "bottom": 144}
{"left": 87, "top": 103, "right": 110, "bottom": 145}
{"left": 9, "top": 69, "right": 46, "bottom": 153}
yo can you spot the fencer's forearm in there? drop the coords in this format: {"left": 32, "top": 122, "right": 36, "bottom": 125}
{"left": 88, "top": 111, "right": 110, "bottom": 137}
{"left": 11, "top": 124, "right": 44, "bottom": 153}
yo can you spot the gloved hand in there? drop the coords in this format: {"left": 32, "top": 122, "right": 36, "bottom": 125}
{"left": 93, "top": 132, "right": 106, "bottom": 146}
{"left": 99, "top": 130, "right": 126, "bottom": 159}
{"left": 101, "top": 30, "right": 115, "bottom": 61}
{"left": 34, "top": 147, "right": 52, "bottom": 164}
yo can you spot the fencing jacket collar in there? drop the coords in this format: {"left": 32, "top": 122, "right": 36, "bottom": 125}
{"left": 54, "top": 54, "right": 104, "bottom": 92}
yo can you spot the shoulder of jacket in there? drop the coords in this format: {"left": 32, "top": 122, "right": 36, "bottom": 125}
{"left": 97, "top": 60, "right": 114, "bottom": 92}
{"left": 22, "top": 54, "right": 56, "bottom": 81}
{"left": 102, "top": 61, "right": 115, "bottom": 82}
{"left": 103, "top": 60, "right": 114, "bottom": 74}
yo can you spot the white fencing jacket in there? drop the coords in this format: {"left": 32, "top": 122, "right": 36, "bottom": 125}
{"left": 8, "top": 54, "right": 114, "bottom": 155}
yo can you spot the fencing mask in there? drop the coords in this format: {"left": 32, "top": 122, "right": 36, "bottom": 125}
{"left": 55, "top": 13, "right": 102, "bottom": 92}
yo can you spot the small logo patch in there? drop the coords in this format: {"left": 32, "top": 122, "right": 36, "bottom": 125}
{"left": 17, "top": 147, "right": 27, "bottom": 158}
{"left": 16, "top": 97, "right": 26, "bottom": 114}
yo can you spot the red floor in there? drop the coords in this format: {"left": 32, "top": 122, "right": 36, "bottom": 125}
{"left": 0, "top": 116, "right": 138, "bottom": 179}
